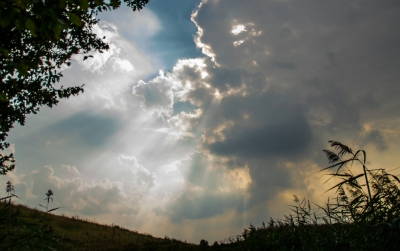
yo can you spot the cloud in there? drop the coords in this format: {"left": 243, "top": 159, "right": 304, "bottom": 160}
{"left": 129, "top": 0, "right": 400, "bottom": 227}
{"left": 61, "top": 165, "right": 81, "bottom": 176}
{"left": 133, "top": 71, "right": 178, "bottom": 116}
{"left": 116, "top": 154, "right": 157, "bottom": 193}
{"left": 362, "top": 129, "right": 388, "bottom": 152}
{"left": 156, "top": 151, "right": 253, "bottom": 222}
{"left": 132, "top": 58, "right": 208, "bottom": 117}
{"left": 57, "top": 20, "right": 155, "bottom": 113}
{"left": 7, "top": 161, "right": 156, "bottom": 216}
{"left": 113, "top": 58, "right": 134, "bottom": 72}
{"left": 44, "top": 112, "right": 120, "bottom": 147}
{"left": 203, "top": 90, "right": 313, "bottom": 159}
{"left": 98, "top": 7, "right": 162, "bottom": 40}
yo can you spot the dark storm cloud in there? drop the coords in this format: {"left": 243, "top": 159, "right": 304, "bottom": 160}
{"left": 273, "top": 61, "right": 296, "bottom": 70}
{"left": 191, "top": 0, "right": 400, "bottom": 154}
{"left": 196, "top": 84, "right": 313, "bottom": 159}
{"left": 206, "top": 67, "right": 245, "bottom": 92}
{"left": 150, "top": 0, "right": 400, "bottom": 224}
{"left": 208, "top": 116, "right": 311, "bottom": 158}
{"left": 362, "top": 129, "right": 388, "bottom": 152}
{"left": 163, "top": 191, "right": 246, "bottom": 222}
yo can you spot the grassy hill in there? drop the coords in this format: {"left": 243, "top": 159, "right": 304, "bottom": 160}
{"left": 0, "top": 202, "right": 209, "bottom": 250}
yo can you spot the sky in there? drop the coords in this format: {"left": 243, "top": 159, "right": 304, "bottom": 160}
{"left": 2, "top": 0, "right": 400, "bottom": 244}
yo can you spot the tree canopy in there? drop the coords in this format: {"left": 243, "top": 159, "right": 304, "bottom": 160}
{"left": 0, "top": 0, "right": 150, "bottom": 174}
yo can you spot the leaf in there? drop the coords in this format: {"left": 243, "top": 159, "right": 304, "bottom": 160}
{"left": 0, "top": 93, "right": 8, "bottom": 102}
{"left": 0, "top": 195, "right": 16, "bottom": 201}
{"left": 67, "top": 13, "right": 83, "bottom": 27}
{"left": 25, "top": 18, "right": 36, "bottom": 36}
{"left": 326, "top": 173, "right": 352, "bottom": 178}
{"left": 348, "top": 194, "right": 365, "bottom": 208}
{"left": 59, "top": 0, "right": 67, "bottom": 8}
{"left": 79, "top": 0, "right": 89, "bottom": 10}
{"left": 354, "top": 150, "right": 369, "bottom": 180}
{"left": 328, "top": 140, "right": 353, "bottom": 156}
{"left": 47, "top": 207, "right": 61, "bottom": 213}
{"left": 11, "top": 193, "right": 20, "bottom": 198}
{"left": 1, "top": 48, "right": 9, "bottom": 57}
{"left": 326, "top": 173, "right": 365, "bottom": 193}
{"left": 52, "top": 22, "right": 61, "bottom": 40}
{"left": 320, "top": 159, "right": 352, "bottom": 173}
{"left": 386, "top": 173, "right": 400, "bottom": 184}
{"left": 83, "top": 55, "right": 93, "bottom": 60}
{"left": 322, "top": 150, "right": 339, "bottom": 163}
{"left": 0, "top": 8, "right": 19, "bottom": 27}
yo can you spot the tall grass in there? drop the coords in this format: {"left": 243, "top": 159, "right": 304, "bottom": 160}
{"left": 233, "top": 141, "right": 400, "bottom": 250}
{"left": 321, "top": 141, "right": 400, "bottom": 225}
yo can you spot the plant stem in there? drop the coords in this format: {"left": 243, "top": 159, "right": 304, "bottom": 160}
{"left": 362, "top": 163, "right": 372, "bottom": 202}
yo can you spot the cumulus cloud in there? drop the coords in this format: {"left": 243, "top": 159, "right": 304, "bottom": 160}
{"left": 7, "top": 163, "right": 156, "bottom": 216}
{"left": 132, "top": 0, "right": 400, "bottom": 227}
{"left": 116, "top": 154, "right": 157, "bottom": 193}
{"left": 155, "top": 151, "right": 253, "bottom": 222}
{"left": 56, "top": 19, "right": 155, "bottom": 113}
{"left": 61, "top": 165, "right": 81, "bottom": 176}
{"left": 74, "top": 22, "right": 139, "bottom": 75}
{"left": 132, "top": 58, "right": 208, "bottom": 117}
{"left": 133, "top": 71, "right": 179, "bottom": 116}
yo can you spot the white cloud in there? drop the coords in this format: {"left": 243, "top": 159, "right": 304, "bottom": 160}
{"left": 98, "top": 7, "right": 162, "bottom": 39}
{"left": 232, "top": 24, "right": 246, "bottom": 35}
{"left": 116, "top": 154, "right": 157, "bottom": 193}
{"left": 61, "top": 165, "right": 81, "bottom": 176}
{"left": 132, "top": 72, "right": 179, "bottom": 116}
{"left": 132, "top": 58, "right": 209, "bottom": 118}
{"left": 113, "top": 58, "right": 134, "bottom": 72}
{"left": 74, "top": 22, "right": 139, "bottom": 75}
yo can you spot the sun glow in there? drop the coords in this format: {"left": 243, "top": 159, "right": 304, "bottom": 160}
{"left": 226, "top": 166, "right": 252, "bottom": 190}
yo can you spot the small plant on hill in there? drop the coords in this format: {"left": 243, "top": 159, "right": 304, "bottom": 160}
{"left": 39, "top": 189, "right": 60, "bottom": 213}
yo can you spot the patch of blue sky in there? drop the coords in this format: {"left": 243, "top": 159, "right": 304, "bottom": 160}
{"left": 145, "top": 0, "right": 203, "bottom": 69}
{"left": 99, "top": 0, "right": 203, "bottom": 79}
{"left": 173, "top": 100, "right": 198, "bottom": 116}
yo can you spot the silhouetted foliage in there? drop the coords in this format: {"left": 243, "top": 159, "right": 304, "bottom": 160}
{"left": 0, "top": 0, "right": 150, "bottom": 174}
{"left": 38, "top": 189, "right": 61, "bottom": 213}
{"left": 200, "top": 239, "right": 209, "bottom": 246}
{"left": 224, "top": 141, "right": 400, "bottom": 250}
{"left": 5, "top": 181, "right": 14, "bottom": 196}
